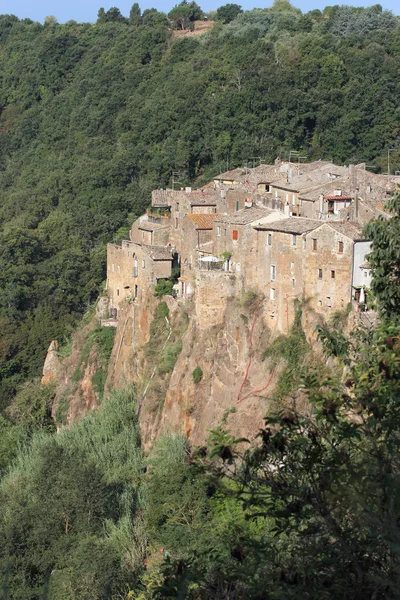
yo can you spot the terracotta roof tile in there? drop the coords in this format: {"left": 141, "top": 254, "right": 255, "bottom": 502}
{"left": 187, "top": 214, "right": 220, "bottom": 229}
{"left": 324, "top": 195, "right": 354, "bottom": 201}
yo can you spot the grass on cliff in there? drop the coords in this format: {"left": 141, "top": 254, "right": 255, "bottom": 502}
{"left": 143, "top": 302, "right": 189, "bottom": 411}
{"left": 264, "top": 306, "right": 309, "bottom": 399}
{"left": 72, "top": 327, "right": 116, "bottom": 399}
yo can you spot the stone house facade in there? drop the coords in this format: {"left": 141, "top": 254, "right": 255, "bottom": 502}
{"left": 106, "top": 159, "right": 395, "bottom": 332}
{"left": 106, "top": 241, "right": 172, "bottom": 316}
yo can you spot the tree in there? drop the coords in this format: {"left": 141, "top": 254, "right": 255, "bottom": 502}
{"left": 168, "top": 0, "right": 203, "bottom": 30}
{"left": 155, "top": 322, "right": 400, "bottom": 598}
{"left": 97, "top": 7, "right": 128, "bottom": 24}
{"left": 364, "top": 191, "right": 400, "bottom": 323}
{"left": 129, "top": 2, "right": 141, "bottom": 25}
{"left": 270, "top": 0, "right": 301, "bottom": 14}
{"left": 215, "top": 3, "right": 243, "bottom": 24}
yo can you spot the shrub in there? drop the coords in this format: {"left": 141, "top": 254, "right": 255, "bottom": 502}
{"left": 192, "top": 366, "right": 203, "bottom": 384}
{"left": 154, "top": 279, "right": 174, "bottom": 298}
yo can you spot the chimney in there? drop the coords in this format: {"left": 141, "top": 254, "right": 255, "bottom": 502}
{"left": 349, "top": 164, "right": 357, "bottom": 191}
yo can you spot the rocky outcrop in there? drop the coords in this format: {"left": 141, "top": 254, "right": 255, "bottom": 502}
{"left": 41, "top": 341, "right": 61, "bottom": 385}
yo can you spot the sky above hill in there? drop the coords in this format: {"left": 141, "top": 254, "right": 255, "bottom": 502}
{"left": 1, "top": 0, "right": 399, "bottom": 24}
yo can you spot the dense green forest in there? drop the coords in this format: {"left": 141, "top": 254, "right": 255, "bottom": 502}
{"left": 0, "top": 1, "right": 400, "bottom": 406}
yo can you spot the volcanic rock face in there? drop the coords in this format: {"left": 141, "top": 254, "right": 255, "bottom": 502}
{"left": 41, "top": 341, "right": 61, "bottom": 386}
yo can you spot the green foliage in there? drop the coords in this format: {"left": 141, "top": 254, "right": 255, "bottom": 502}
{"left": 169, "top": 1, "right": 203, "bottom": 29}
{"left": 156, "top": 322, "right": 400, "bottom": 599}
{"left": 364, "top": 191, "right": 400, "bottom": 323}
{"left": 215, "top": 3, "right": 243, "bottom": 24}
{"left": 264, "top": 306, "right": 308, "bottom": 397}
{"left": 7, "top": 379, "right": 56, "bottom": 433}
{"left": 145, "top": 434, "right": 209, "bottom": 551}
{"left": 192, "top": 366, "right": 203, "bottom": 384}
{"left": 154, "top": 278, "right": 174, "bottom": 298}
{"left": 240, "top": 289, "right": 260, "bottom": 309}
{"left": 158, "top": 342, "right": 183, "bottom": 374}
{"left": 73, "top": 326, "right": 115, "bottom": 383}
{"left": 0, "top": 388, "right": 144, "bottom": 599}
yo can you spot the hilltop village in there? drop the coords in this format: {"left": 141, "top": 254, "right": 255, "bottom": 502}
{"left": 106, "top": 159, "right": 397, "bottom": 334}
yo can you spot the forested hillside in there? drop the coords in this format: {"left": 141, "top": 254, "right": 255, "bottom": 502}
{"left": 0, "top": 2, "right": 399, "bottom": 405}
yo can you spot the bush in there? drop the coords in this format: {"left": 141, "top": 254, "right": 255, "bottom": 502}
{"left": 154, "top": 279, "right": 174, "bottom": 298}
{"left": 192, "top": 366, "right": 203, "bottom": 384}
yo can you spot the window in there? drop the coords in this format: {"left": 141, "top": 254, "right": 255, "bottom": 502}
{"left": 117, "top": 265, "right": 120, "bottom": 274}
{"left": 134, "top": 285, "right": 138, "bottom": 298}
{"left": 318, "top": 269, "right": 323, "bottom": 279}
{"left": 338, "top": 241, "right": 344, "bottom": 253}
{"left": 117, "top": 289, "right": 120, "bottom": 296}
{"left": 112, "top": 263, "right": 115, "bottom": 273}
{"left": 232, "top": 230, "right": 239, "bottom": 241}
{"left": 176, "top": 202, "right": 179, "bottom": 211}
{"left": 267, "top": 233, "right": 272, "bottom": 246}
{"left": 175, "top": 217, "right": 178, "bottom": 229}
{"left": 312, "top": 238, "right": 317, "bottom": 252}
{"left": 224, "top": 228, "right": 227, "bottom": 237}
{"left": 331, "top": 270, "right": 335, "bottom": 279}
{"left": 292, "top": 194, "right": 296, "bottom": 206}
{"left": 303, "top": 237, "right": 306, "bottom": 249}
{"left": 142, "top": 231, "right": 145, "bottom": 240}
{"left": 326, "top": 296, "right": 332, "bottom": 308}
{"left": 270, "top": 264, "right": 276, "bottom": 281}
{"left": 270, "top": 288, "right": 275, "bottom": 300}
{"left": 217, "top": 226, "right": 221, "bottom": 237}
{"left": 265, "top": 184, "right": 270, "bottom": 192}
{"left": 142, "top": 260, "right": 145, "bottom": 269}
{"left": 292, "top": 235, "right": 297, "bottom": 247}
{"left": 292, "top": 278, "right": 296, "bottom": 288}
{"left": 235, "top": 200, "right": 239, "bottom": 211}
{"left": 290, "top": 262, "right": 294, "bottom": 270}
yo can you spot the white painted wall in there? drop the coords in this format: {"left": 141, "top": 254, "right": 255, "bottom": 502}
{"left": 352, "top": 241, "right": 372, "bottom": 288}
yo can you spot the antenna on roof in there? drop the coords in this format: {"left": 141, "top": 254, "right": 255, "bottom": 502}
{"left": 172, "top": 171, "right": 183, "bottom": 190}
{"left": 248, "top": 156, "right": 262, "bottom": 168}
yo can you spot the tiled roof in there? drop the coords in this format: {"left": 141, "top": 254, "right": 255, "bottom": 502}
{"left": 323, "top": 221, "right": 364, "bottom": 241}
{"left": 139, "top": 222, "right": 170, "bottom": 232}
{"left": 151, "top": 189, "right": 179, "bottom": 207}
{"left": 324, "top": 194, "right": 354, "bottom": 201}
{"left": 214, "top": 207, "right": 274, "bottom": 225}
{"left": 141, "top": 245, "right": 173, "bottom": 260}
{"left": 187, "top": 214, "right": 220, "bottom": 229}
{"left": 254, "top": 218, "right": 321, "bottom": 234}
{"left": 151, "top": 188, "right": 219, "bottom": 207}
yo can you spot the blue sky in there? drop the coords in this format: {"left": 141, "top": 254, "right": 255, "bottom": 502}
{"left": 1, "top": 0, "right": 399, "bottom": 24}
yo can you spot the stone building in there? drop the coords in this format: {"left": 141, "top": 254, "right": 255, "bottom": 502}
{"left": 130, "top": 214, "right": 171, "bottom": 246}
{"left": 106, "top": 241, "right": 172, "bottom": 316}
{"left": 105, "top": 158, "right": 395, "bottom": 332}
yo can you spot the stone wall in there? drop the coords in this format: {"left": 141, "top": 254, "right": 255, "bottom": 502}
{"left": 195, "top": 269, "right": 237, "bottom": 330}
{"left": 303, "top": 225, "right": 353, "bottom": 314}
